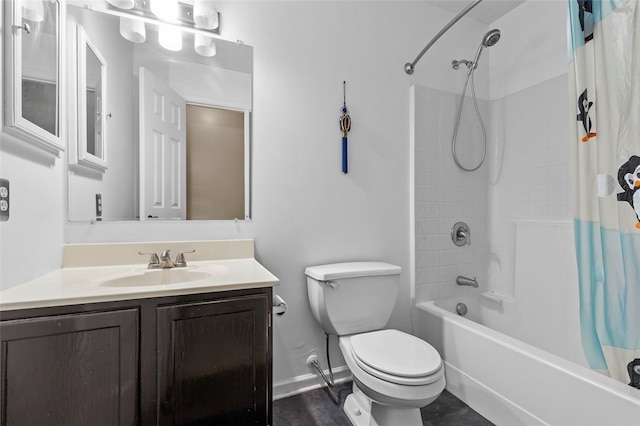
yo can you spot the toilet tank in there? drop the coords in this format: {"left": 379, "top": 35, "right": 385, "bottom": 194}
{"left": 306, "top": 262, "right": 402, "bottom": 336}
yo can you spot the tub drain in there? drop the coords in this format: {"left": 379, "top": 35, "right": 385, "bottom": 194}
{"left": 456, "top": 303, "right": 468, "bottom": 316}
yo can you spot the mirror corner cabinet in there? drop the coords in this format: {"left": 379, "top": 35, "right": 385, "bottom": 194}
{"left": 3, "top": 0, "right": 66, "bottom": 155}
{"left": 73, "top": 24, "right": 108, "bottom": 173}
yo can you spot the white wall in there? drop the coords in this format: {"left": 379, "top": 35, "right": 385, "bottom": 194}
{"left": 0, "top": 3, "right": 65, "bottom": 290}
{"left": 0, "top": 138, "right": 65, "bottom": 289}
{"left": 1, "top": 0, "right": 487, "bottom": 396}
{"left": 486, "top": 0, "right": 571, "bottom": 297}
{"left": 489, "top": 0, "right": 568, "bottom": 100}
{"left": 134, "top": 42, "right": 252, "bottom": 111}
{"left": 412, "top": 85, "right": 491, "bottom": 302}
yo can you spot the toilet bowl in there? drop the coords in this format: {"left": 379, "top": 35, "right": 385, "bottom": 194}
{"left": 339, "top": 329, "right": 445, "bottom": 426}
{"left": 305, "top": 262, "right": 445, "bottom": 426}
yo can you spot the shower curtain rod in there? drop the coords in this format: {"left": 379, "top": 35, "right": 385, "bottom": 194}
{"left": 404, "top": 0, "right": 483, "bottom": 75}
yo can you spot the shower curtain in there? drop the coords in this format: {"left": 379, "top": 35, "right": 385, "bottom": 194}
{"left": 569, "top": 0, "right": 640, "bottom": 387}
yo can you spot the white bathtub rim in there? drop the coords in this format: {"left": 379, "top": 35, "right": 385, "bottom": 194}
{"left": 415, "top": 300, "right": 640, "bottom": 405}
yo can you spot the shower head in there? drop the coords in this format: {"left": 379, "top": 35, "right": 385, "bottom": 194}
{"left": 469, "top": 28, "right": 501, "bottom": 74}
{"left": 482, "top": 28, "right": 501, "bottom": 47}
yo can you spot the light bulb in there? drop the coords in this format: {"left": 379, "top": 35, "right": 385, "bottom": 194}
{"left": 158, "top": 25, "right": 182, "bottom": 51}
{"left": 120, "top": 17, "right": 146, "bottom": 43}
{"left": 194, "top": 34, "right": 216, "bottom": 57}
{"left": 193, "top": 0, "right": 219, "bottom": 30}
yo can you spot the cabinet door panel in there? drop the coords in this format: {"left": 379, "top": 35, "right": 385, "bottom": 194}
{"left": 158, "top": 294, "right": 268, "bottom": 425}
{"left": 0, "top": 309, "right": 138, "bottom": 426}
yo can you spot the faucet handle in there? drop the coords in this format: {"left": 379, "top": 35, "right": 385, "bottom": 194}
{"left": 175, "top": 249, "right": 196, "bottom": 267}
{"left": 138, "top": 251, "right": 160, "bottom": 268}
{"left": 452, "top": 222, "right": 471, "bottom": 246}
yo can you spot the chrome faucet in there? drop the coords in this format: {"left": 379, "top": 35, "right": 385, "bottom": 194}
{"left": 456, "top": 275, "right": 479, "bottom": 288}
{"left": 159, "top": 250, "right": 176, "bottom": 268}
{"left": 138, "top": 249, "right": 196, "bottom": 269}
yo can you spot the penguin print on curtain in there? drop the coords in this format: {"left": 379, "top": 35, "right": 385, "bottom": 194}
{"left": 568, "top": 0, "right": 640, "bottom": 387}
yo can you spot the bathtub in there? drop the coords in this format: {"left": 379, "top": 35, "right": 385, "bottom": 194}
{"left": 414, "top": 295, "right": 640, "bottom": 425}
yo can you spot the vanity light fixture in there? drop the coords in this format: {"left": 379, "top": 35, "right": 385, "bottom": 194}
{"left": 101, "top": 0, "right": 221, "bottom": 53}
{"left": 158, "top": 24, "right": 182, "bottom": 51}
{"left": 150, "top": 0, "right": 179, "bottom": 21}
{"left": 119, "top": 17, "right": 146, "bottom": 43}
{"left": 194, "top": 34, "right": 216, "bottom": 57}
{"left": 22, "top": 0, "right": 44, "bottom": 22}
{"left": 106, "top": 0, "right": 134, "bottom": 9}
{"left": 193, "top": 0, "right": 219, "bottom": 30}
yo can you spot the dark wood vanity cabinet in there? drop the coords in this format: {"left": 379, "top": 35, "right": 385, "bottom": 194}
{"left": 155, "top": 293, "right": 271, "bottom": 425}
{"left": 0, "top": 288, "right": 272, "bottom": 426}
{"left": 0, "top": 308, "right": 139, "bottom": 425}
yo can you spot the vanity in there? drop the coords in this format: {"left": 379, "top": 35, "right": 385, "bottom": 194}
{"left": 0, "top": 240, "right": 278, "bottom": 425}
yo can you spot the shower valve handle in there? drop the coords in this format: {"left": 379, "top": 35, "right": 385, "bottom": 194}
{"left": 452, "top": 222, "right": 471, "bottom": 246}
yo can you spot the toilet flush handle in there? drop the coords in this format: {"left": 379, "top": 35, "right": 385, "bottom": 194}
{"left": 319, "top": 280, "right": 339, "bottom": 290}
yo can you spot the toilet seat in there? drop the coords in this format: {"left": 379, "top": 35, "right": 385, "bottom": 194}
{"left": 349, "top": 329, "right": 443, "bottom": 386}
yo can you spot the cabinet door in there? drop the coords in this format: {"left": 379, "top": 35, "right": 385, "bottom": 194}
{"left": 0, "top": 309, "right": 139, "bottom": 426}
{"left": 157, "top": 294, "right": 269, "bottom": 425}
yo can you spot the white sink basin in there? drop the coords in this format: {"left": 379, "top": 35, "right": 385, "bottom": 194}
{"left": 101, "top": 265, "right": 228, "bottom": 287}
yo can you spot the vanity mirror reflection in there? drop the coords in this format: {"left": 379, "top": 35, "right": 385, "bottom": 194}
{"left": 66, "top": 1, "right": 252, "bottom": 222}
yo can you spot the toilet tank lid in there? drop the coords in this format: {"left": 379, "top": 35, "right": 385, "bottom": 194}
{"left": 305, "top": 262, "right": 401, "bottom": 281}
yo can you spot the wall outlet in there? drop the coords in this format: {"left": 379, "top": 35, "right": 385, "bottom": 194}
{"left": 95, "top": 193, "right": 102, "bottom": 221}
{"left": 0, "top": 179, "right": 9, "bottom": 222}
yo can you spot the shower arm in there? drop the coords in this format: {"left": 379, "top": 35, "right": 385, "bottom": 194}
{"left": 404, "top": 0, "right": 483, "bottom": 75}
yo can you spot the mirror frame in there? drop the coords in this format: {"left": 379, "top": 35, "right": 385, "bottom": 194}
{"left": 2, "top": 0, "right": 66, "bottom": 155}
{"left": 76, "top": 25, "right": 108, "bottom": 172}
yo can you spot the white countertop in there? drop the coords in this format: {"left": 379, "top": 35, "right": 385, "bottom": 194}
{"left": 0, "top": 258, "right": 279, "bottom": 311}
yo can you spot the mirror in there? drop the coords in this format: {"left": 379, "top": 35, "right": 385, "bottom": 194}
{"left": 76, "top": 25, "right": 108, "bottom": 171}
{"left": 3, "top": 0, "right": 65, "bottom": 154}
{"left": 66, "top": 3, "right": 252, "bottom": 222}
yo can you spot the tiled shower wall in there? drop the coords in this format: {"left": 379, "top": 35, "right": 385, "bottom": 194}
{"left": 412, "top": 85, "right": 491, "bottom": 302}
{"left": 487, "top": 74, "right": 571, "bottom": 298}
{"left": 412, "top": 73, "right": 571, "bottom": 302}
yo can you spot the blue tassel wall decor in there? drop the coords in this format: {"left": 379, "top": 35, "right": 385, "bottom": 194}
{"left": 339, "top": 81, "right": 351, "bottom": 174}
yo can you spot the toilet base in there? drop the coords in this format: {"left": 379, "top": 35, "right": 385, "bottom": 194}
{"left": 343, "top": 382, "right": 423, "bottom": 426}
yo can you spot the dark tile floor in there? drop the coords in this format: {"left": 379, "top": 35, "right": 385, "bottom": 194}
{"left": 273, "top": 381, "right": 494, "bottom": 426}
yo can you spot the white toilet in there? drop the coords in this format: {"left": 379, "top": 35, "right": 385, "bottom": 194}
{"left": 305, "top": 262, "right": 445, "bottom": 426}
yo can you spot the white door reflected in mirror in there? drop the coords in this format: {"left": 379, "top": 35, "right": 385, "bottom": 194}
{"left": 139, "top": 67, "right": 186, "bottom": 220}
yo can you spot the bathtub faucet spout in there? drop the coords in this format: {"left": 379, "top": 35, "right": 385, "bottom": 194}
{"left": 456, "top": 275, "right": 479, "bottom": 288}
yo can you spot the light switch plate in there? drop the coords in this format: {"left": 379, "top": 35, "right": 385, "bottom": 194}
{"left": 95, "top": 193, "right": 102, "bottom": 221}
{"left": 0, "top": 179, "right": 9, "bottom": 221}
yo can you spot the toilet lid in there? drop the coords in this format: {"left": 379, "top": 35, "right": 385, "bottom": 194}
{"left": 350, "top": 329, "right": 442, "bottom": 379}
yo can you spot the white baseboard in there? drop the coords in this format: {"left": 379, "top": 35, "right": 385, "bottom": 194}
{"left": 273, "top": 365, "right": 352, "bottom": 401}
